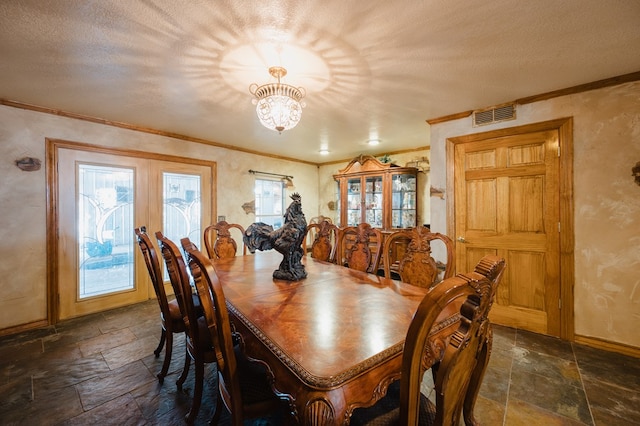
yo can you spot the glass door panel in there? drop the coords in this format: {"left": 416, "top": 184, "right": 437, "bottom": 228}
{"left": 347, "top": 178, "right": 361, "bottom": 226}
{"left": 163, "top": 172, "right": 202, "bottom": 243}
{"left": 78, "top": 165, "right": 135, "bottom": 299}
{"left": 365, "top": 176, "right": 383, "bottom": 227}
{"left": 392, "top": 173, "right": 417, "bottom": 228}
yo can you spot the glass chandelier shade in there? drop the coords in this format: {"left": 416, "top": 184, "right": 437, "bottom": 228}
{"left": 249, "top": 67, "right": 306, "bottom": 133}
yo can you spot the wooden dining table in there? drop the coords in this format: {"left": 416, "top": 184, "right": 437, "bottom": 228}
{"left": 212, "top": 250, "right": 433, "bottom": 425}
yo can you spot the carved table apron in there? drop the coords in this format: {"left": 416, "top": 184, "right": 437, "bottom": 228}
{"left": 213, "top": 251, "right": 430, "bottom": 425}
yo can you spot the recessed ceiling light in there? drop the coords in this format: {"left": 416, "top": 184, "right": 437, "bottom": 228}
{"left": 367, "top": 139, "right": 380, "bottom": 146}
{"left": 319, "top": 149, "right": 330, "bottom": 155}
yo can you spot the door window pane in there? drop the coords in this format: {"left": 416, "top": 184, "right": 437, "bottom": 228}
{"left": 78, "top": 165, "right": 134, "bottom": 298}
{"left": 162, "top": 172, "right": 202, "bottom": 281}
{"left": 163, "top": 172, "right": 202, "bottom": 243}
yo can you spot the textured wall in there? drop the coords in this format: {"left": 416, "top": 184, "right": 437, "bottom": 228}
{"left": 0, "top": 105, "right": 319, "bottom": 330}
{"left": 429, "top": 81, "right": 640, "bottom": 348}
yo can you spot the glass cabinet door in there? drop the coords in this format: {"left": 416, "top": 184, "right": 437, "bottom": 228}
{"left": 391, "top": 173, "right": 417, "bottom": 228}
{"left": 364, "top": 176, "right": 383, "bottom": 227}
{"left": 347, "top": 177, "right": 361, "bottom": 226}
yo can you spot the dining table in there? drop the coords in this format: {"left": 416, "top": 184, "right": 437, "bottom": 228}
{"left": 212, "top": 250, "right": 451, "bottom": 425}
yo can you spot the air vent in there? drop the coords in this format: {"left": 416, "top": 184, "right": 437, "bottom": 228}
{"left": 472, "top": 103, "right": 516, "bottom": 127}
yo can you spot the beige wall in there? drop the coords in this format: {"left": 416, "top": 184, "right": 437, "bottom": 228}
{"left": 429, "top": 81, "right": 640, "bottom": 349}
{"left": 0, "top": 105, "right": 319, "bottom": 331}
{"left": 317, "top": 150, "right": 431, "bottom": 226}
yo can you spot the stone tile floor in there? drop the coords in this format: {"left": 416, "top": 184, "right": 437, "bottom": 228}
{"left": 1, "top": 300, "right": 639, "bottom": 425}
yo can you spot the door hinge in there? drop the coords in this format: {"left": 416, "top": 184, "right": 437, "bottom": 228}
{"left": 557, "top": 145, "right": 561, "bottom": 157}
{"left": 558, "top": 222, "right": 561, "bottom": 233}
{"left": 559, "top": 299, "right": 562, "bottom": 309}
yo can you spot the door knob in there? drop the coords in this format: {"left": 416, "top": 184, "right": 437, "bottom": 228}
{"left": 457, "top": 236, "right": 468, "bottom": 243}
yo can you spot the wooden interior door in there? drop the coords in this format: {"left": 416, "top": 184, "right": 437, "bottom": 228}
{"left": 453, "top": 128, "right": 561, "bottom": 336}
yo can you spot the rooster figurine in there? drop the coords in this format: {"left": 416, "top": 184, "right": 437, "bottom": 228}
{"left": 243, "top": 193, "right": 308, "bottom": 280}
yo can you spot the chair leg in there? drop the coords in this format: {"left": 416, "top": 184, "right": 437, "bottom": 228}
{"left": 154, "top": 328, "right": 166, "bottom": 357}
{"left": 185, "top": 356, "right": 204, "bottom": 424}
{"left": 177, "top": 346, "right": 191, "bottom": 390}
{"left": 463, "top": 326, "right": 492, "bottom": 426}
{"left": 210, "top": 381, "right": 223, "bottom": 426}
{"left": 157, "top": 331, "right": 173, "bottom": 383}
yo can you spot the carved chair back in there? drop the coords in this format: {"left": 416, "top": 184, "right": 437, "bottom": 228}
{"left": 156, "top": 232, "right": 193, "bottom": 333}
{"left": 135, "top": 226, "right": 170, "bottom": 327}
{"left": 204, "top": 221, "right": 247, "bottom": 259}
{"left": 351, "top": 255, "right": 506, "bottom": 426}
{"left": 134, "top": 226, "right": 185, "bottom": 382}
{"left": 304, "top": 219, "right": 339, "bottom": 263}
{"left": 383, "top": 227, "right": 455, "bottom": 288}
{"left": 337, "top": 223, "right": 383, "bottom": 274}
{"left": 304, "top": 215, "right": 333, "bottom": 252}
{"left": 183, "top": 240, "right": 287, "bottom": 425}
{"left": 157, "top": 232, "right": 214, "bottom": 423}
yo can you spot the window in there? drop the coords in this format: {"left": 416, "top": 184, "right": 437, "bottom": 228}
{"left": 254, "top": 178, "right": 285, "bottom": 228}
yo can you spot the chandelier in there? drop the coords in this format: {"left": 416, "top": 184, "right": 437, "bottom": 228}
{"left": 249, "top": 67, "right": 306, "bottom": 133}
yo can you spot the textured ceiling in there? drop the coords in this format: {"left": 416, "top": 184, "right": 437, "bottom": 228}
{"left": 1, "top": 1, "right": 639, "bottom": 163}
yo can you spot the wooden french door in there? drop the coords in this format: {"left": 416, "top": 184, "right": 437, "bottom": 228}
{"left": 51, "top": 140, "right": 214, "bottom": 321}
{"left": 450, "top": 120, "right": 572, "bottom": 338}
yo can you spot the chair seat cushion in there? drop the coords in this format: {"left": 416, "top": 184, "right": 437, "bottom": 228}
{"left": 350, "top": 381, "right": 435, "bottom": 426}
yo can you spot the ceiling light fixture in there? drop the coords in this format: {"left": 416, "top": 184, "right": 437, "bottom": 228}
{"left": 249, "top": 66, "right": 306, "bottom": 133}
{"left": 367, "top": 139, "right": 380, "bottom": 146}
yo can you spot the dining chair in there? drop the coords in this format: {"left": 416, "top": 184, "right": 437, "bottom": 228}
{"left": 350, "top": 255, "right": 506, "bottom": 426}
{"left": 156, "top": 232, "right": 216, "bottom": 424}
{"left": 382, "top": 226, "right": 455, "bottom": 288}
{"left": 304, "top": 215, "right": 333, "bottom": 253}
{"left": 337, "top": 223, "right": 383, "bottom": 274}
{"left": 303, "top": 218, "right": 339, "bottom": 263}
{"left": 134, "top": 226, "right": 186, "bottom": 384}
{"left": 182, "top": 238, "right": 292, "bottom": 426}
{"left": 203, "top": 220, "right": 247, "bottom": 259}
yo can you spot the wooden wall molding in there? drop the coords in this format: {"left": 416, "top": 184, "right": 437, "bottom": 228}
{"left": 575, "top": 335, "right": 640, "bottom": 359}
{"left": 1, "top": 98, "right": 429, "bottom": 167}
{"left": 0, "top": 98, "right": 317, "bottom": 166}
{"left": 427, "top": 71, "right": 640, "bottom": 125}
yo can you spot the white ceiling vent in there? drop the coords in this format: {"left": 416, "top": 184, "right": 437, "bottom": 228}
{"left": 472, "top": 103, "right": 516, "bottom": 127}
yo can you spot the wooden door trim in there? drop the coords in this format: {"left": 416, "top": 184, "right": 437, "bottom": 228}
{"left": 445, "top": 118, "right": 574, "bottom": 340}
{"left": 45, "top": 138, "right": 217, "bottom": 324}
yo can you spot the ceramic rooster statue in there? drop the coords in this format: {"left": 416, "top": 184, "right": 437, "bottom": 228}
{"left": 243, "top": 193, "right": 307, "bottom": 280}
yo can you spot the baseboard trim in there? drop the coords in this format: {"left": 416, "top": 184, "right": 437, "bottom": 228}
{"left": 574, "top": 334, "right": 640, "bottom": 359}
{"left": 0, "top": 319, "right": 50, "bottom": 338}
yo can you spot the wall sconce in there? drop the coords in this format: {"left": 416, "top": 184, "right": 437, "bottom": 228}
{"left": 430, "top": 186, "right": 445, "bottom": 199}
{"left": 15, "top": 157, "right": 41, "bottom": 171}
